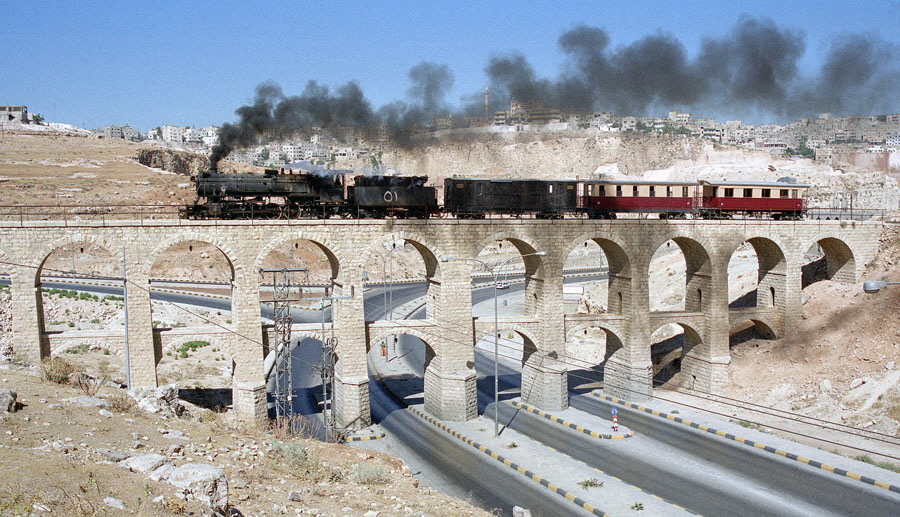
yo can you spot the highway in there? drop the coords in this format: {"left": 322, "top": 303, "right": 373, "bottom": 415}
{"left": 19, "top": 273, "right": 900, "bottom": 515}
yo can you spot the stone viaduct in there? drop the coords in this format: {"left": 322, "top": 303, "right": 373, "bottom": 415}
{"left": 0, "top": 218, "right": 880, "bottom": 429}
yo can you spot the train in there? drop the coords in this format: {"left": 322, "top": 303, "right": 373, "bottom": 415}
{"left": 181, "top": 168, "right": 809, "bottom": 220}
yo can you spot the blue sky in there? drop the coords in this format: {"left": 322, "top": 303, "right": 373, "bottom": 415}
{"left": 4, "top": 1, "right": 900, "bottom": 131}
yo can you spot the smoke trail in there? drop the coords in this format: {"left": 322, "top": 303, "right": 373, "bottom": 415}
{"left": 213, "top": 16, "right": 900, "bottom": 164}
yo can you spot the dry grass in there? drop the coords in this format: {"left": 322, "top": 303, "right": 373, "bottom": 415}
{"left": 39, "top": 356, "right": 77, "bottom": 384}
{"left": 71, "top": 372, "right": 106, "bottom": 397}
{"left": 106, "top": 392, "right": 136, "bottom": 413}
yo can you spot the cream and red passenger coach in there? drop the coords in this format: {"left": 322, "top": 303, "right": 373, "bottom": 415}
{"left": 578, "top": 179, "right": 699, "bottom": 219}
{"left": 699, "top": 180, "right": 809, "bottom": 219}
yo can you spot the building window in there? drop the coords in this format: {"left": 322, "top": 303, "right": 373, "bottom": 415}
{"left": 780, "top": 189, "right": 789, "bottom": 198}
{"left": 649, "top": 186, "right": 656, "bottom": 197}
{"left": 724, "top": 188, "right": 734, "bottom": 197}
{"left": 761, "top": 189, "right": 771, "bottom": 198}
{"left": 743, "top": 188, "right": 753, "bottom": 197}
{"left": 616, "top": 185, "right": 623, "bottom": 197}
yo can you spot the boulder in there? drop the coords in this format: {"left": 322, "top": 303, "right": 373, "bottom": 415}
{"left": 0, "top": 388, "right": 17, "bottom": 413}
{"left": 121, "top": 453, "right": 172, "bottom": 474}
{"left": 166, "top": 463, "right": 228, "bottom": 512}
{"left": 128, "top": 384, "right": 187, "bottom": 418}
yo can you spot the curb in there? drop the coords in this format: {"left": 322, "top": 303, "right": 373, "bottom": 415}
{"left": 370, "top": 358, "right": 611, "bottom": 516}
{"left": 512, "top": 401, "right": 634, "bottom": 439}
{"left": 407, "top": 406, "right": 611, "bottom": 517}
{"left": 339, "top": 431, "right": 386, "bottom": 442}
{"left": 595, "top": 393, "right": 900, "bottom": 495}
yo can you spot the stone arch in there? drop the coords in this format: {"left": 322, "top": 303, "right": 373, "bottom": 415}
{"left": 51, "top": 340, "right": 124, "bottom": 358}
{"left": 649, "top": 234, "right": 713, "bottom": 312}
{"left": 144, "top": 233, "right": 239, "bottom": 282}
{"left": 562, "top": 234, "right": 633, "bottom": 315}
{"left": 471, "top": 233, "right": 547, "bottom": 318}
{"left": 474, "top": 325, "right": 541, "bottom": 365}
{"left": 801, "top": 235, "right": 857, "bottom": 284}
{"left": 31, "top": 233, "right": 123, "bottom": 285}
{"left": 726, "top": 236, "right": 787, "bottom": 308}
{"left": 729, "top": 319, "right": 777, "bottom": 348}
{"left": 255, "top": 231, "right": 342, "bottom": 283}
{"left": 649, "top": 321, "right": 705, "bottom": 388}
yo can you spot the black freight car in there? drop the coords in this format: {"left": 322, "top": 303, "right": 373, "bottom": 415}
{"left": 443, "top": 178, "right": 577, "bottom": 218}
{"left": 348, "top": 175, "right": 438, "bottom": 218}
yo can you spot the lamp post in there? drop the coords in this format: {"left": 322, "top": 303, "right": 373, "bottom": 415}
{"left": 441, "top": 251, "right": 545, "bottom": 436}
{"left": 863, "top": 280, "right": 900, "bottom": 293}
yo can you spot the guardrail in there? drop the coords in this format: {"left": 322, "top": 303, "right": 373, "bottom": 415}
{"left": 0, "top": 204, "right": 886, "bottom": 228}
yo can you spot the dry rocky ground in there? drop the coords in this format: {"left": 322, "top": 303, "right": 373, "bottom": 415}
{"left": 2, "top": 128, "right": 900, "bottom": 514}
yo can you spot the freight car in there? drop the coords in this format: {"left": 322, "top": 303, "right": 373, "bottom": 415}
{"left": 443, "top": 177, "right": 577, "bottom": 218}
{"left": 181, "top": 168, "right": 345, "bottom": 219}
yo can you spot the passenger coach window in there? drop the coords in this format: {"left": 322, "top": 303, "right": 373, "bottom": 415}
{"left": 476, "top": 183, "right": 483, "bottom": 196}
{"left": 649, "top": 186, "right": 656, "bottom": 197}
{"left": 632, "top": 186, "right": 639, "bottom": 196}
{"left": 682, "top": 187, "right": 689, "bottom": 197}
{"left": 598, "top": 185, "right": 605, "bottom": 196}
{"left": 791, "top": 189, "right": 798, "bottom": 198}
{"left": 667, "top": 186, "right": 673, "bottom": 197}
{"left": 761, "top": 189, "right": 771, "bottom": 198}
{"left": 549, "top": 184, "right": 554, "bottom": 194}
{"left": 780, "top": 189, "right": 789, "bottom": 198}
{"left": 586, "top": 184, "right": 593, "bottom": 196}
{"left": 724, "top": 188, "right": 734, "bottom": 197}
{"left": 743, "top": 188, "right": 753, "bottom": 197}
{"left": 616, "top": 186, "right": 623, "bottom": 197}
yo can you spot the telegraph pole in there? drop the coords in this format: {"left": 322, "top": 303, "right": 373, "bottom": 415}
{"left": 260, "top": 267, "right": 307, "bottom": 423}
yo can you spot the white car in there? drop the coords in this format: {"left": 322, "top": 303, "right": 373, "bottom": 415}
{"left": 495, "top": 281, "right": 509, "bottom": 289}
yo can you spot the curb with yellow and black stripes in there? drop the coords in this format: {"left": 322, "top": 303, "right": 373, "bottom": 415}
{"left": 407, "top": 406, "right": 612, "bottom": 517}
{"left": 595, "top": 393, "right": 900, "bottom": 495}
{"left": 339, "top": 431, "right": 386, "bottom": 442}
{"left": 512, "top": 401, "right": 634, "bottom": 440}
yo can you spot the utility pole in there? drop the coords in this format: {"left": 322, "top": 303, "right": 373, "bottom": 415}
{"left": 260, "top": 267, "right": 307, "bottom": 423}
{"left": 319, "top": 294, "right": 351, "bottom": 442}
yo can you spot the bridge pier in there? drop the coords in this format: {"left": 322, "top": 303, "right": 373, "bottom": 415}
{"left": 9, "top": 267, "right": 47, "bottom": 364}
{"left": 333, "top": 276, "right": 372, "bottom": 430}
{"left": 125, "top": 271, "right": 158, "bottom": 387}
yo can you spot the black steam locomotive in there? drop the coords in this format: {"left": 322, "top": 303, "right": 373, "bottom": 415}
{"left": 181, "top": 169, "right": 441, "bottom": 219}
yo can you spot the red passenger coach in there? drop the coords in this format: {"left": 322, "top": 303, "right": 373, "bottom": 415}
{"left": 699, "top": 180, "right": 808, "bottom": 219}
{"left": 578, "top": 180, "right": 698, "bottom": 219}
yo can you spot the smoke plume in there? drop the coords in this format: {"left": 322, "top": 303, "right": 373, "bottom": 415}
{"left": 213, "top": 16, "right": 900, "bottom": 165}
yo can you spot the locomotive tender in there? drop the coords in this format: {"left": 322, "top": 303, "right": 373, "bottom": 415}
{"left": 181, "top": 168, "right": 809, "bottom": 220}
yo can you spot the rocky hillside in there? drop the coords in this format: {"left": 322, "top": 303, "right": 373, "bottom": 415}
{"left": 136, "top": 148, "right": 209, "bottom": 177}
{"left": 355, "top": 132, "right": 899, "bottom": 210}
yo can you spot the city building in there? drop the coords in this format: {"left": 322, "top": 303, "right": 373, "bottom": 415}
{"left": 1, "top": 105, "right": 29, "bottom": 123}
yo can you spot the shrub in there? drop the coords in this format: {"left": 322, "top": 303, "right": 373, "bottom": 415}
{"left": 107, "top": 393, "right": 136, "bottom": 412}
{"left": 39, "top": 357, "right": 76, "bottom": 384}
{"left": 351, "top": 463, "right": 390, "bottom": 485}
{"left": 578, "top": 478, "right": 604, "bottom": 488}
{"left": 71, "top": 372, "right": 106, "bottom": 396}
{"left": 65, "top": 344, "right": 91, "bottom": 355}
{"left": 271, "top": 440, "right": 323, "bottom": 480}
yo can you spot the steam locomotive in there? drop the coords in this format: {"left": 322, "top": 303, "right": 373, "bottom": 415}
{"left": 181, "top": 169, "right": 809, "bottom": 220}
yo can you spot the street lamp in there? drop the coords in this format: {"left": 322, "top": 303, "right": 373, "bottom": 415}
{"left": 441, "top": 250, "right": 546, "bottom": 436}
{"left": 863, "top": 280, "right": 900, "bottom": 294}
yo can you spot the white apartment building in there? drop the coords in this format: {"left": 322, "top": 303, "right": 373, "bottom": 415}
{"left": 183, "top": 127, "right": 204, "bottom": 143}
{"left": 161, "top": 125, "right": 185, "bottom": 143}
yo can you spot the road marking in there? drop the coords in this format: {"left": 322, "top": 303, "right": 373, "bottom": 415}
{"left": 594, "top": 393, "right": 900, "bottom": 495}
{"left": 512, "top": 401, "right": 634, "bottom": 440}
{"left": 339, "top": 431, "right": 385, "bottom": 442}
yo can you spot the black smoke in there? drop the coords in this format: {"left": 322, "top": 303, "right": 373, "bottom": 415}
{"left": 212, "top": 16, "right": 900, "bottom": 165}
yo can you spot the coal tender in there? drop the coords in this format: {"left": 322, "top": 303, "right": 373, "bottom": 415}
{"left": 348, "top": 175, "right": 438, "bottom": 218}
